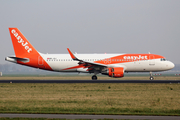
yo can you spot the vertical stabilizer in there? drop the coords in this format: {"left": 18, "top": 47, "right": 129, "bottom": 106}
{"left": 8, "top": 28, "right": 53, "bottom": 71}
{"left": 9, "top": 28, "right": 38, "bottom": 57}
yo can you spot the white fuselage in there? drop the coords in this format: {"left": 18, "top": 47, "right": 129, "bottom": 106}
{"left": 40, "top": 53, "right": 174, "bottom": 73}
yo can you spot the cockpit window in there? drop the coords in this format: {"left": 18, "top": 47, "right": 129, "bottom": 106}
{"left": 160, "top": 58, "right": 167, "bottom": 61}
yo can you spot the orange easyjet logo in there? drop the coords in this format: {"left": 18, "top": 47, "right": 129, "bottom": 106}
{"left": 123, "top": 55, "right": 148, "bottom": 60}
{"left": 11, "top": 29, "right": 32, "bottom": 53}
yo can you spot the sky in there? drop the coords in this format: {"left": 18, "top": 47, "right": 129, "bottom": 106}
{"left": 0, "top": 0, "right": 180, "bottom": 64}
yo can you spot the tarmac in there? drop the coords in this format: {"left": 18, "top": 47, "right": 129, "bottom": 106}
{"left": 0, "top": 80, "right": 180, "bottom": 83}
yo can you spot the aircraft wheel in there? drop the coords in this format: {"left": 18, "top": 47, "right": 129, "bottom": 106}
{"left": 92, "top": 75, "right": 97, "bottom": 80}
{"left": 150, "top": 76, "right": 154, "bottom": 80}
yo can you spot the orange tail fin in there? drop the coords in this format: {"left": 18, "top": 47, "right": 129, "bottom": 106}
{"left": 9, "top": 28, "right": 38, "bottom": 57}
{"left": 8, "top": 28, "right": 53, "bottom": 71}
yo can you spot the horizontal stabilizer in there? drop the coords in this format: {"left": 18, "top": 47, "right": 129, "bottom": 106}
{"left": 5, "top": 56, "right": 29, "bottom": 63}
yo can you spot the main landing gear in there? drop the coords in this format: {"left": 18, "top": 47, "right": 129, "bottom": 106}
{"left": 149, "top": 72, "right": 154, "bottom": 80}
{"left": 92, "top": 75, "right": 97, "bottom": 80}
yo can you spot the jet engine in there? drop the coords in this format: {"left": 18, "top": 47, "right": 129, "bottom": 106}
{"left": 102, "top": 67, "right": 124, "bottom": 78}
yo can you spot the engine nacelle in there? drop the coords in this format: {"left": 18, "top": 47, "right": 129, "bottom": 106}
{"left": 102, "top": 67, "right": 124, "bottom": 78}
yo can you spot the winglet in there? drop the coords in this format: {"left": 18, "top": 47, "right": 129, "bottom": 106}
{"left": 67, "top": 48, "right": 79, "bottom": 61}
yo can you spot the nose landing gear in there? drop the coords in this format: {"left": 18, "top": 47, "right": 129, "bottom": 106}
{"left": 150, "top": 76, "right": 154, "bottom": 80}
{"left": 149, "top": 72, "right": 154, "bottom": 80}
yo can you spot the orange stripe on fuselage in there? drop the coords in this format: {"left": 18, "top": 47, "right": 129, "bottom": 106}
{"left": 63, "top": 64, "right": 84, "bottom": 70}
{"left": 94, "top": 54, "right": 164, "bottom": 65}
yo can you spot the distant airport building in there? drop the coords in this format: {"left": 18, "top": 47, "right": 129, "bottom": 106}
{"left": 0, "top": 72, "right": 2, "bottom": 76}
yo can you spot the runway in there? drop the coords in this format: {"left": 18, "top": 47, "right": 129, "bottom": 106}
{"left": 0, "top": 80, "right": 180, "bottom": 83}
{"left": 0, "top": 114, "right": 180, "bottom": 119}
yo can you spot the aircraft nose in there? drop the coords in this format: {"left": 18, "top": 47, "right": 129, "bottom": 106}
{"left": 168, "top": 62, "right": 175, "bottom": 69}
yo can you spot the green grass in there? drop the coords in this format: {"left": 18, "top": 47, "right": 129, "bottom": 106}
{"left": 0, "top": 83, "right": 180, "bottom": 115}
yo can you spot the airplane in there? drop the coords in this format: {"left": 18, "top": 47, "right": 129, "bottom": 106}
{"left": 5, "top": 28, "right": 175, "bottom": 80}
